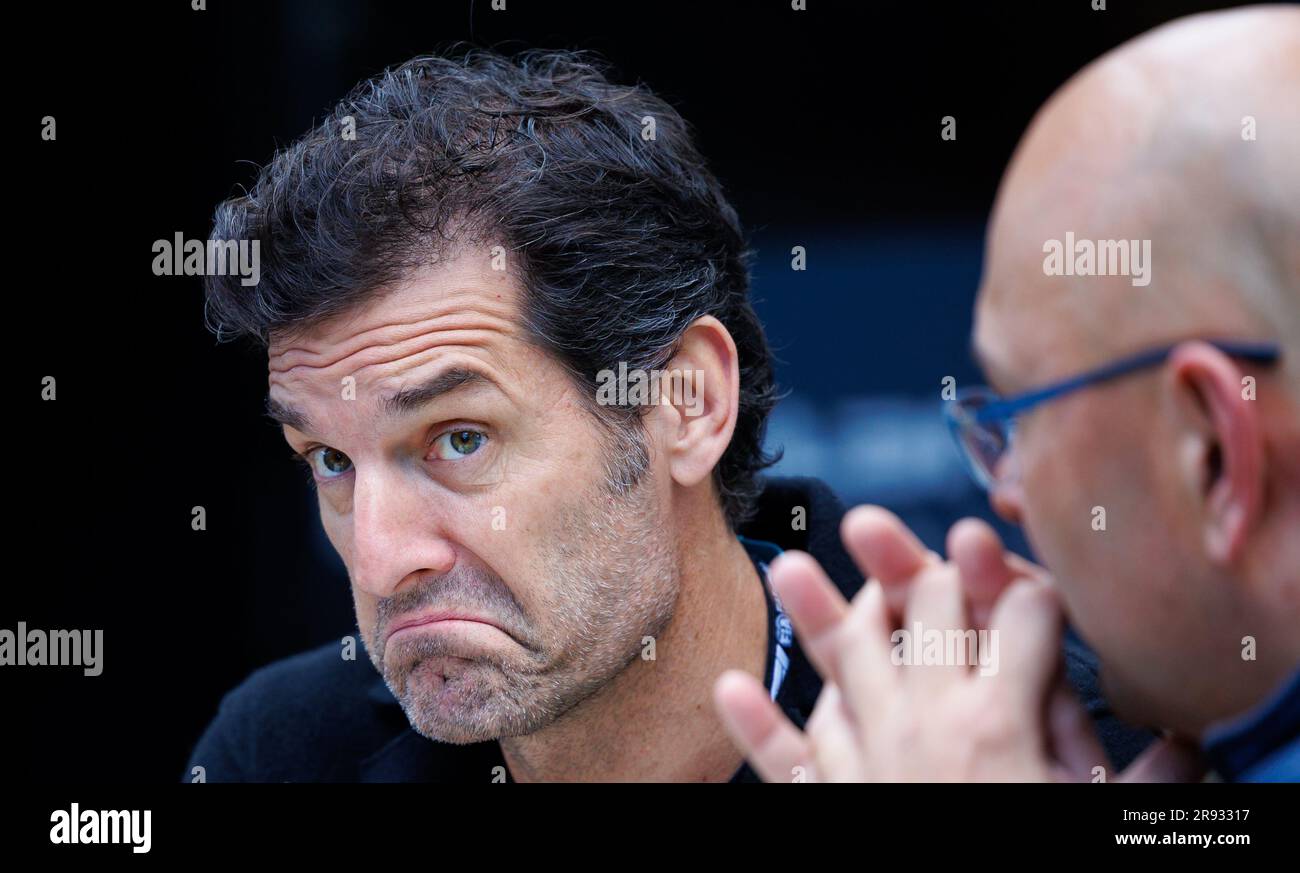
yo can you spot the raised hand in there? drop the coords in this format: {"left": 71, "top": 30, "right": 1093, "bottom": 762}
{"left": 715, "top": 506, "right": 1201, "bottom": 781}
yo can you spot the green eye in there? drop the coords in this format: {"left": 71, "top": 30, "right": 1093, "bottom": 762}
{"left": 308, "top": 446, "right": 353, "bottom": 479}
{"left": 431, "top": 429, "right": 486, "bottom": 460}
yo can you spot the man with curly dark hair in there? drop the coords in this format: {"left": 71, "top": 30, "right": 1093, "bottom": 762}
{"left": 189, "top": 48, "right": 1147, "bottom": 782}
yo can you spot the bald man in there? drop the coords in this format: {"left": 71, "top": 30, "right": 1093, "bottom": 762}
{"left": 714, "top": 5, "right": 1299, "bottom": 782}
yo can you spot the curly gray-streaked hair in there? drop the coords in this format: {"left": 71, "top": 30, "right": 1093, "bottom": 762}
{"left": 204, "top": 47, "right": 780, "bottom": 528}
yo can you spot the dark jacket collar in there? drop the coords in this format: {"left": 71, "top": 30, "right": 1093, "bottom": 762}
{"left": 1203, "top": 664, "right": 1300, "bottom": 782}
{"left": 733, "top": 476, "right": 862, "bottom": 730}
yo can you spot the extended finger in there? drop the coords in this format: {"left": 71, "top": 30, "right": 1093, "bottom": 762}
{"left": 713, "top": 669, "right": 810, "bottom": 782}
{"left": 841, "top": 505, "right": 937, "bottom": 621}
{"left": 836, "top": 579, "right": 902, "bottom": 724}
{"left": 900, "top": 562, "right": 972, "bottom": 693}
{"left": 947, "top": 517, "right": 1018, "bottom": 630}
{"left": 987, "top": 578, "right": 1064, "bottom": 715}
{"left": 769, "top": 551, "right": 851, "bottom": 687}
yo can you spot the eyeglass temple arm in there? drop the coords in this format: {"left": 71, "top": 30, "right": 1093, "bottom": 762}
{"left": 973, "top": 340, "right": 1280, "bottom": 424}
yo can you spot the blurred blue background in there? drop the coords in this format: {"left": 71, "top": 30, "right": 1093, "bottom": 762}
{"left": 750, "top": 227, "right": 1026, "bottom": 553}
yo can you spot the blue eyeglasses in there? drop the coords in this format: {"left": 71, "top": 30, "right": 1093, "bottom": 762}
{"left": 944, "top": 339, "right": 1282, "bottom": 491}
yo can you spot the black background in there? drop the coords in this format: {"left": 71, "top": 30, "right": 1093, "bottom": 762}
{"left": 12, "top": 0, "right": 1262, "bottom": 783}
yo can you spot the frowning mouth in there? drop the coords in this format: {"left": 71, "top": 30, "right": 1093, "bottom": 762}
{"left": 385, "top": 611, "right": 505, "bottom": 643}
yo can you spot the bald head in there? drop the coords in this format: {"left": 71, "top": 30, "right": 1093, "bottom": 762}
{"left": 977, "top": 5, "right": 1300, "bottom": 386}
{"left": 969, "top": 6, "right": 1300, "bottom": 736}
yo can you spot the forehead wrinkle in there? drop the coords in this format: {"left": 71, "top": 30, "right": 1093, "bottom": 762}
{"left": 272, "top": 327, "right": 505, "bottom": 389}
{"left": 266, "top": 330, "right": 540, "bottom": 444}
{"left": 267, "top": 340, "right": 527, "bottom": 426}
{"left": 268, "top": 310, "right": 518, "bottom": 375}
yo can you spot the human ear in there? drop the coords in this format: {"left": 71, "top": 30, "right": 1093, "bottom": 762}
{"left": 1166, "top": 341, "right": 1265, "bottom": 565}
{"left": 655, "top": 316, "right": 740, "bottom": 490}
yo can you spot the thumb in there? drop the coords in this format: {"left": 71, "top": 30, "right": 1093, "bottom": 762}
{"left": 1045, "top": 676, "right": 1111, "bottom": 782}
{"left": 1117, "top": 734, "right": 1206, "bottom": 783}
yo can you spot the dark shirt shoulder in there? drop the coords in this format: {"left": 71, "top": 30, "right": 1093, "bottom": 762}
{"left": 185, "top": 641, "right": 413, "bottom": 782}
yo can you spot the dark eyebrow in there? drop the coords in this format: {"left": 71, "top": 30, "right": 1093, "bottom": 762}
{"left": 264, "top": 367, "right": 494, "bottom": 435}
{"left": 266, "top": 397, "right": 313, "bottom": 433}
{"left": 382, "top": 367, "right": 493, "bottom": 417}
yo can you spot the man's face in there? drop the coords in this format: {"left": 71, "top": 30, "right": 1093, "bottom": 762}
{"left": 973, "top": 250, "right": 1207, "bottom": 729}
{"left": 266, "top": 253, "right": 679, "bottom": 744}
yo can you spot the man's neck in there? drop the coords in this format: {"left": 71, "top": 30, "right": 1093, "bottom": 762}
{"left": 1193, "top": 596, "right": 1300, "bottom": 737}
{"left": 499, "top": 502, "right": 770, "bottom": 782}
